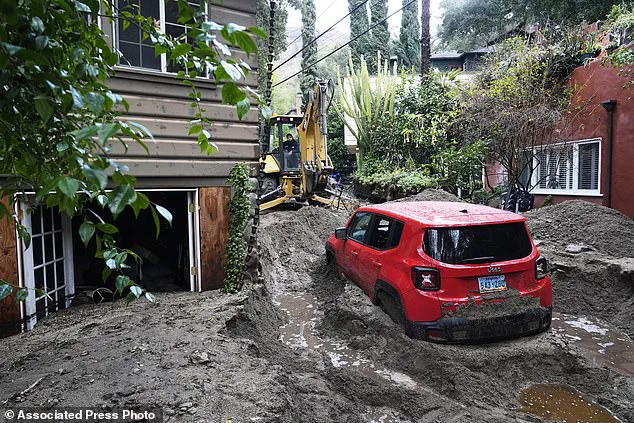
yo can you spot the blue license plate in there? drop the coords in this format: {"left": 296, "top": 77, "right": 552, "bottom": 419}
{"left": 478, "top": 275, "right": 507, "bottom": 293}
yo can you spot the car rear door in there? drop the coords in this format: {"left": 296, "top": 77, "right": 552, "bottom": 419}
{"left": 354, "top": 215, "right": 405, "bottom": 296}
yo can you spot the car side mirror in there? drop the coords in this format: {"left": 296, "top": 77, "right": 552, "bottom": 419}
{"left": 335, "top": 227, "right": 347, "bottom": 240}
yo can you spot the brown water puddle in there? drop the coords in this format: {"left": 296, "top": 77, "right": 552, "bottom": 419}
{"left": 551, "top": 313, "right": 634, "bottom": 377}
{"left": 518, "top": 384, "right": 621, "bottom": 422}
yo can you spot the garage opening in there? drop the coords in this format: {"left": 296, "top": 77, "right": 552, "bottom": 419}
{"left": 71, "top": 190, "right": 199, "bottom": 296}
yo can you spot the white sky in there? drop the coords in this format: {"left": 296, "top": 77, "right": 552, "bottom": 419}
{"left": 286, "top": 0, "right": 443, "bottom": 44}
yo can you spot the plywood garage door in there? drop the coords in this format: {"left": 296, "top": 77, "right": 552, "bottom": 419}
{"left": 0, "top": 198, "right": 20, "bottom": 337}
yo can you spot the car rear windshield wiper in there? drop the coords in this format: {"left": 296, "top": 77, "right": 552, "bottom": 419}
{"left": 458, "top": 256, "right": 496, "bottom": 263}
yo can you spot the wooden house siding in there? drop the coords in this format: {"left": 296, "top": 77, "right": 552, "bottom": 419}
{"left": 102, "top": 0, "right": 260, "bottom": 188}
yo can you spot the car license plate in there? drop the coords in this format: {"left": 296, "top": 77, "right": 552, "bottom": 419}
{"left": 478, "top": 275, "right": 507, "bottom": 293}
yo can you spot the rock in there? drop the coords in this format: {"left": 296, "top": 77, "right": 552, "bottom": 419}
{"left": 565, "top": 244, "right": 592, "bottom": 254}
{"left": 190, "top": 350, "right": 210, "bottom": 364}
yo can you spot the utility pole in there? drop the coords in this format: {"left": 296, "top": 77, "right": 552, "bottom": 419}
{"left": 420, "top": 0, "right": 431, "bottom": 80}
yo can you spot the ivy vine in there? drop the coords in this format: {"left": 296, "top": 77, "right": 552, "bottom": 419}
{"left": 223, "top": 163, "right": 251, "bottom": 293}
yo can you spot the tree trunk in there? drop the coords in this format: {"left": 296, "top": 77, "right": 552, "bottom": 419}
{"left": 420, "top": 0, "right": 431, "bottom": 79}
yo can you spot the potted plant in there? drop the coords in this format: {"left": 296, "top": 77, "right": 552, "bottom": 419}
{"left": 579, "top": 34, "right": 602, "bottom": 63}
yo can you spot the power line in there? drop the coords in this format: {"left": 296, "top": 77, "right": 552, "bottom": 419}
{"left": 286, "top": 0, "right": 339, "bottom": 48}
{"left": 273, "top": 0, "right": 371, "bottom": 72}
{"left": 273, "top": 0, "right": 417, "bottom": 88}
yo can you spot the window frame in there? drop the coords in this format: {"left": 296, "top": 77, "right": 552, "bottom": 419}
{"left": 112, "top": 0, "right": 208, "bottom": 75}
{"left": 347, "top": 212, "right": 404, "bottom": 251}
{"left": 530, "top": 138, "right": 602, "bottom": 196}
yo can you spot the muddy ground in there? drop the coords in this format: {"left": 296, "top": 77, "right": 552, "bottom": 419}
{"left": 1, "top": 195, "right": 633, "bottom": 422}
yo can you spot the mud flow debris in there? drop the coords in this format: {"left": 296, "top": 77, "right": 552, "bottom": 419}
{"left": 275, "top": 291, "right": 418, "bottom": 391}
{"left": 518, "top": 384, "right": 621, "bottom": 422}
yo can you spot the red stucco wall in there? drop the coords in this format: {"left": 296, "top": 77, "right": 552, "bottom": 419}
{"left": 486, "top": 59, "right": 634, "bottom": 218}
{"left": 564, "top": 59, "right": 634, "bottom": 218}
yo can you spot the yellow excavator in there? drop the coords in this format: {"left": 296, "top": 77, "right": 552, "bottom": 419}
{"left": 259, "top": 80, "right": 348, "bottom": 211}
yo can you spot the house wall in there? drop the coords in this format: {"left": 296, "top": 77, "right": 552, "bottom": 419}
{"left": 486, "top": 59, "right": 634, "bottom": 219}
{"left": 100, "top": 0, "right": 260, "bottom": 290}
{"left": 431, "top": 58, "right": 464, "bottom": 71}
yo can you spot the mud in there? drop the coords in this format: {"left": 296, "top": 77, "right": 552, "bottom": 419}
{"left": 444, "top": 288, "right": 542, "bottom": 319}
{"left": 524, "top": 201, "right": 634, "bottom": 338}
{"left": 1, "top": 200, "right": 634, "bottom": 422}
{"left": 393, "top": 188, "right": 463, "bottom": 203}
{"left": 526, "top": 200, "right": 634, "bottom": 258}
{"left": 259, "top": 206, "right": 634, "bottom": 422}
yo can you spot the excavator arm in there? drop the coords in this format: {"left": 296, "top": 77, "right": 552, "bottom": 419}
{"left": 298, "top": 80, "right": 335, "bottom": 195}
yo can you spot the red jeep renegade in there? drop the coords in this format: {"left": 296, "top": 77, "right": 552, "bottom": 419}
{"left": 325, "top": 201, "right": 552, "bottom": 343}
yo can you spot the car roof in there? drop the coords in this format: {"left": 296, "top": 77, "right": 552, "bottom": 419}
{"left": 358, "top": 201, "right": 526, "bottom": 227}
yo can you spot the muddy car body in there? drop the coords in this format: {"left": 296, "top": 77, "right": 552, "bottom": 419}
{"left": 325, "top": 201, "right": 552, "bottom": 343}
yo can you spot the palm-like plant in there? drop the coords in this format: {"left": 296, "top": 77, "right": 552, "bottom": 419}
{"left": 335, "top": 53, "right": 397, "bottom": 164}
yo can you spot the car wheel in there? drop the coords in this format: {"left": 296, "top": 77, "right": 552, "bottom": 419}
{"left": 377, "top": 290, "right": 414, "bottom": 338}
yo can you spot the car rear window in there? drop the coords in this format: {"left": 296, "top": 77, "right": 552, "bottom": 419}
{"left": 422, "top": 222, "right": 533, "bottom": 264}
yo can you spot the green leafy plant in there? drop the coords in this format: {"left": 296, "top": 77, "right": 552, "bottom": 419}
{"left": 223, "top": 163, "right": 251, "bottom": 293}
{"left": 336, "top": 54, "right": 397, "bottom": 162}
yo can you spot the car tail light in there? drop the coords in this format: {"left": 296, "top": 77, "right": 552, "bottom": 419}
{"left": 535, "top": 256, "right": 548, "bottom": 280}
{"left": 411, "top": 267, "right": 440, "bottom": 291}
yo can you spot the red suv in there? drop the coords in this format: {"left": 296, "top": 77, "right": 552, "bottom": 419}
{"left": 325, "top": 201, "right": 552, "bottom": 343}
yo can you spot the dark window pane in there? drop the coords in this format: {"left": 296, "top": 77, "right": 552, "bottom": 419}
{"left": 35, "top": 267, "right": 44, "bottom": 289}
{"left": 347, "top": 212, "right": 372, "bottom": 243}
{"left": 46, "top": 263, "right": 56, "bottom": 291}
{"left": 119, "top": 40, "right": 141, "bottom": 66}
{"left": 119, "top": 21, "right": 140, "bottom": 43}
{"left": 140, "top": 0, "right": 160, "bottom": 19}
{"left": 33, "top": 236, "right": 43, "bottom": 266}
{"left": 43, "top": 207, "right": 52, "bottom": 233}
{"left": 165, "top": 1, "right": 179, "bottom": 23}
{"left": 166, "top": 23, "right": 185, "bottom": 39}
{"left": 423, "top": 223, "right": 533, "bottom": 264}
{"left": 56, "top": 261, "right": 65, "bottom": 287}
{"left": 31, "top": 207, "right": 41, "bottom": 235}
{"left": 53, "top": 211, "right": 61, "bottom": 231}
{"left": 36, "top": 298, "right": 45, "bottom": 320}
{"left": 141, "top": 45, "right": 161, "bottom": 69}
{"left": 54, "top": 233, "right": 63, "bottom": 260}
{"left": 44, "top": 234, "right": 53, "bottom": 262}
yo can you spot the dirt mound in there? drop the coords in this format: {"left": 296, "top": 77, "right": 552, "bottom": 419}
{"left": 525, "top": 201, "right": 634, "bottom": 336}
{"left": 392, "top": 188, "right": 463, "bottom": 203}
{"left": 526, "top": 200, "right": 634, "bottom": 258}
{"left": 259, "top": 207, "right": 348, "bottom": 294}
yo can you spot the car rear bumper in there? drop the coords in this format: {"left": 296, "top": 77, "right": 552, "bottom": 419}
{"left": 408, "top": 306, "right": 552, "bottom": 343}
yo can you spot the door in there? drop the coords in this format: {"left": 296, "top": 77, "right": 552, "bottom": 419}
{"left": 355, "top": 215, "right": 404, "bottom": 295}
{"left": 342, "top": 212, "right": 372, "bottom": 284}
{"left": 20, "top": 203, "right": 75, "bottom": 331}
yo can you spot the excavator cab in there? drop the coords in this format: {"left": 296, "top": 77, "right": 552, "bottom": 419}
{"left": 263, "top": 115, "right": 303, "bottom": 174}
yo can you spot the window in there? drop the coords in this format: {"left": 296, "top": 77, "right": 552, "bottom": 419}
{"left": 116, "top": 0, "right": 204, "bottom": 73}
{"left": 367, "top": 216, "right": 404, "bottom": 250}
{"left": 348, "top": 212, "right": 372, "bottom": 243}
{"left": 423, "top": 223, "right": 533, "bottom": 265}
{"left": 531, "top": 139, "right": 601, "bottom": 195}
